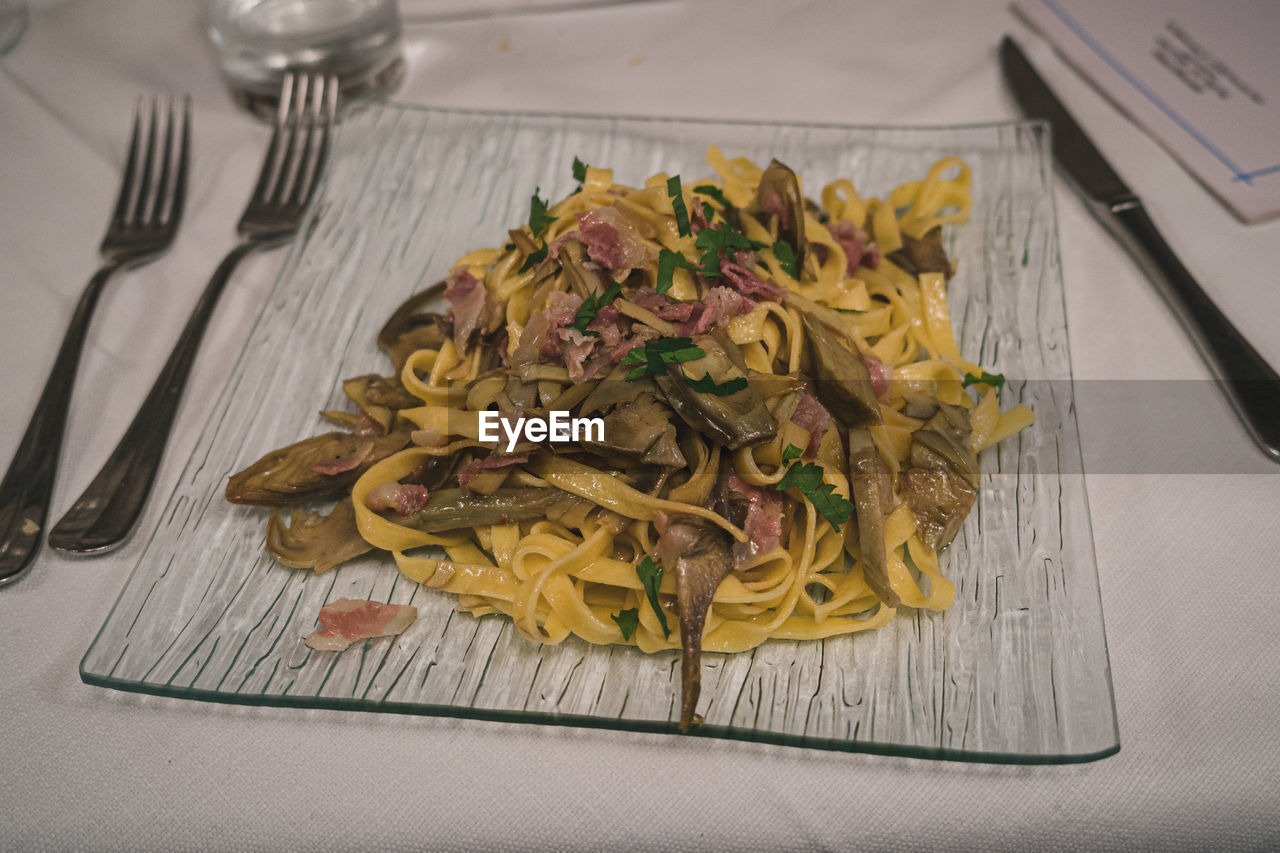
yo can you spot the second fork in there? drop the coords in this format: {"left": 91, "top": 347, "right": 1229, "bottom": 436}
{"left": 49, "top": 73, "right": 338, "bottom": 554}
{"left": 0, "top": 95, "right": 190, "bottom": 585}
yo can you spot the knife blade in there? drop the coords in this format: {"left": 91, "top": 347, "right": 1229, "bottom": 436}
{"left": 1000, "top": 36, "right": 1280, "bottom": 464}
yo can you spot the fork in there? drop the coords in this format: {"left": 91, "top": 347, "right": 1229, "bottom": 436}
{"left": 0, "top": 95, "right": 191, "bottom": 586}
{"left": 48, "top": 73, "right": 338, "bottom": 556}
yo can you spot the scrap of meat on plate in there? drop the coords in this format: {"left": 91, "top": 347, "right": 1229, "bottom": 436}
{"left": 304, "top": 598, "right": 418, "bottom": 651}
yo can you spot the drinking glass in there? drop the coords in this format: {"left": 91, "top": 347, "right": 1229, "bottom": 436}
{"left": 207, "top": 0, "right": 404, "bottom": 116}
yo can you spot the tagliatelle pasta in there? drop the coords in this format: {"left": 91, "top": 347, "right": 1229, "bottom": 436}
{"left": 227, "top": 148, "right": 1033, "bottom": 729}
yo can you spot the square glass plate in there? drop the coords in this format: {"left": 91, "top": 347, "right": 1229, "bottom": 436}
{"left": 81, "top": 104, "right": 1118, "bottom": 764}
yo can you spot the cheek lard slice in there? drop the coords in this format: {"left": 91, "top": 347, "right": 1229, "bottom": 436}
{"left": 304, "top": 599, "right": 418, "bottom": 652}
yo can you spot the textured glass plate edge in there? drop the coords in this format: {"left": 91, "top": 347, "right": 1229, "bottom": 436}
{"left": 79, "top": 104, "right": 1119, "bottom": 765}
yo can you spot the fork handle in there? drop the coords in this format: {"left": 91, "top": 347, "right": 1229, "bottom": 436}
{"left": 0, "top": 263, "right": 122, "bottom": 584}
{"left": 48, "top": 241, "right": 259, "bottom": 554}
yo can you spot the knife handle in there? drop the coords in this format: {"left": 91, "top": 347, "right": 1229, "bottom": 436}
{"left": 1099, "top": 199, "right": 1280, "bottom": 462}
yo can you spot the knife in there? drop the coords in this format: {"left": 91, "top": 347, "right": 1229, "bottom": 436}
{"left": 1000, "top": 36, "right": 1280, "bottom": 464}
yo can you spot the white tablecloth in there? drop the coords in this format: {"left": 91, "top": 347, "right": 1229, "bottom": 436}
{"left": 3, "top": 1, "right": 1278, "bottom": 849}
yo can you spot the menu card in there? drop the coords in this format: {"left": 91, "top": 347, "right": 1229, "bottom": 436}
{"left": 1015, "top": 0, "right": 1280, "bottom": 223}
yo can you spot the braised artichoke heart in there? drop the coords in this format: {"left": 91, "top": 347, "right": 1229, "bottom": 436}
{"left": 265, "top": 498, "right": 372, "bottom": 573}
{"left": 226, "top": 431, "right": 411, "bottom": 507}
{"left": 653, "top": 334, "right": 776, "bottom": 450}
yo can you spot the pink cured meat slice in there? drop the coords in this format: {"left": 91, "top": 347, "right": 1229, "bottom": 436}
{"left": 304, "top": 599, "right": 418, "bottom": 651}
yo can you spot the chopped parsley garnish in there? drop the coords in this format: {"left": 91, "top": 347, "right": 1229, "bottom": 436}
{"left": 694, "top": 225, "right": 765, "bottom": 278}
{"left": 612, "top": 607, "right": 639, "bottom": 640}
{"left": 780, "top": 443, "right": 804, "bottom": 463}
{"left": 701, "top": 200, "right": 716, "bottom": 224}
{"left": 518, "top": 241, "right": 549, "bottom": 273}
{"left": 654, "top": 218, "right": 767, "bottom": 291}
{"left": 570, "top": 282, "right": 622, "bottom": 336}
{"left": 962, "top": 370, "right": 1006, "bottom": 393}
{"left": 656, "top": 248, "right": 699, "bottom": 295}
{"left": 684, "top": 371, "right": 747, "bottom": 396}
{"left": 692, "top": 184, "right": 729, "bottom": 207}
{"left": 635, "top": 556, "right": 670, "bottom": 638}
{"left": 667, "top": 175, "right": 691, "bottom": 238}
{"left": 620, "top": 337, "right": 705, "bottom": 381}
{"left": 529, "top": 188, "right": 555, "bottom": 237}
{"left": 833, "top": 307, "right": 866, "bottom": 315}
{"left": 775, "top": 457, "right": 855, "bottom": 530}
{"left": 571, "top": 156, "right": 589, "bottom": 193}
{"left": 772, "top": 241, "right": 798, "bottom": 279}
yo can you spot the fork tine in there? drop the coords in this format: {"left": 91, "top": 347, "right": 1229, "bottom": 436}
{"left": 110, "top": 99, "right": 145, "bottom": 229}
{"left": 153, "top": 95, "right": 176, "bottom": 225}
{"left": 272, "top": 73, "right": 311, "bottom": 205}
{"left": 288, "top": 74, "right": 331, "bottom": 210}
{"left": 166, "top": 95, "right": 192, "bottom": 229}
{"left": 132, "top": 96, "right": 159, "bottom": 226}
{"left": 248, "top": 72, "right": 295, "bottom": 206}
{"left": 302, "top": 74, "right": 339, "bottom": 209}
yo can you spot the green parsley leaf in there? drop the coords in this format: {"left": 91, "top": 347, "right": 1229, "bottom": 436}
{"left": 832, "top": 307, "right": 866, "bottom": 315}
{"left": 693, "top": 225, "right": 767, "bottom": 278}
{"left": 780, "top": 443, "right": 804, "bottom": 463}
{"left": 570, "top": 282, "right": 622, "bottom": 336}
{"left": 635, "top": 556, "right": 670, "bottom": 638}
{"left": 571, "top": 156, "right": 589, "bottom": 193}
{"left": 692, "top": 184, "right": 729, "bottom": 207}
{"left": 684, "top": 371, "right": 747, "bottom": 396}
{"left": 656, "top": 248, "right": 699, "bottom": 295}
{"left": 518, "top": 241, "right": 549, "bottom": 273}
{"left": 962, "top": 370, "right": 1006, "bottom": 392}
{"left": 529, "top": 188, "right": 555, "bottom": 237}
{"left": 667, "top": 175, "right": 691, "bottom": 238}
{"left": 775, "top": 459, "right": 855, "bottom": 530}
{"left": 620, "top": 337, "right": 705, "bottom": 381}
{"left": 701, "top": 200, "right": 716, "bottom": 224}
{"left": 695, "top": 226, "right": 760, "bottom": 253}
{"left": 772, "top": 241, "right": 799, "bottom": 279}
{"left": 612, "top": 607, "right": 639, "bottom": 640}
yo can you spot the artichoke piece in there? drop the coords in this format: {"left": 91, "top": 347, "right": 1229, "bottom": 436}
{"left": 225, "top": 431, "right": 411, "bottom": 507}
{"left": 653, "top": 334, "right": 776, "bottom": 451}
{"left": 357, "top": 376, "right": 420, "bottom": 410}
{"left": 383, "top": 319, "right": 452, "bottom": 375}
{"left": 319, "top": 410, "right": 361, "bottom": 430}
{"left": 395, "top": 486, "right": 566, "bottom": 533}
{"left": 377, "top": 281, "right": 450, "bottom": 372}
{"left": 398, "top": 449, "right": 468, "bottom": 494}
{"left": 457, "top": 450, "right": 525, "bottom": 496}
{"left": 798, "top": 311, "right": 882, "bottom": 428}
{"left": 508, "top": 227, "right": 541, "bottom": 262}
{"left": 899, "top": 401, "right": 979, "bottom": 549}
{"left": 341, "top": 374, "right": 420, "bottom": 434}
{"left": 558, "top": 238, "right": 611, "bottom": 299}
{"left": 847, "top": 428, "right": 898, "bottom": 608}
{"left": 887, "top": 226, "right": 954, "bottom": 279}
{"left": 662, "top": 516, "right": 734, "bottom": 732}
{"left": 579, "top": 362, "right": 654, "bottom": 415}
{"left": 657, "top": 460, "right": 733, "bottom": 731}
{"left": 754, "top": 159, "right": 808, "bottom": 271}
{"left": 499, "top": 374, "right": 540, "bottom": 411}
{"left": 745, "top": 369, "right": 806, "bottom": 400}
{"left": 544, "top": 373, "right": 603, "bottom": 414}
{"left": 584, "top": 393, "right": 686, "bottom": 468}
{"left": 900, "top": 393, "right": 941, "bottom": 421}
{"left": 265, "top": 498, "right": 371, "bottom": 574}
